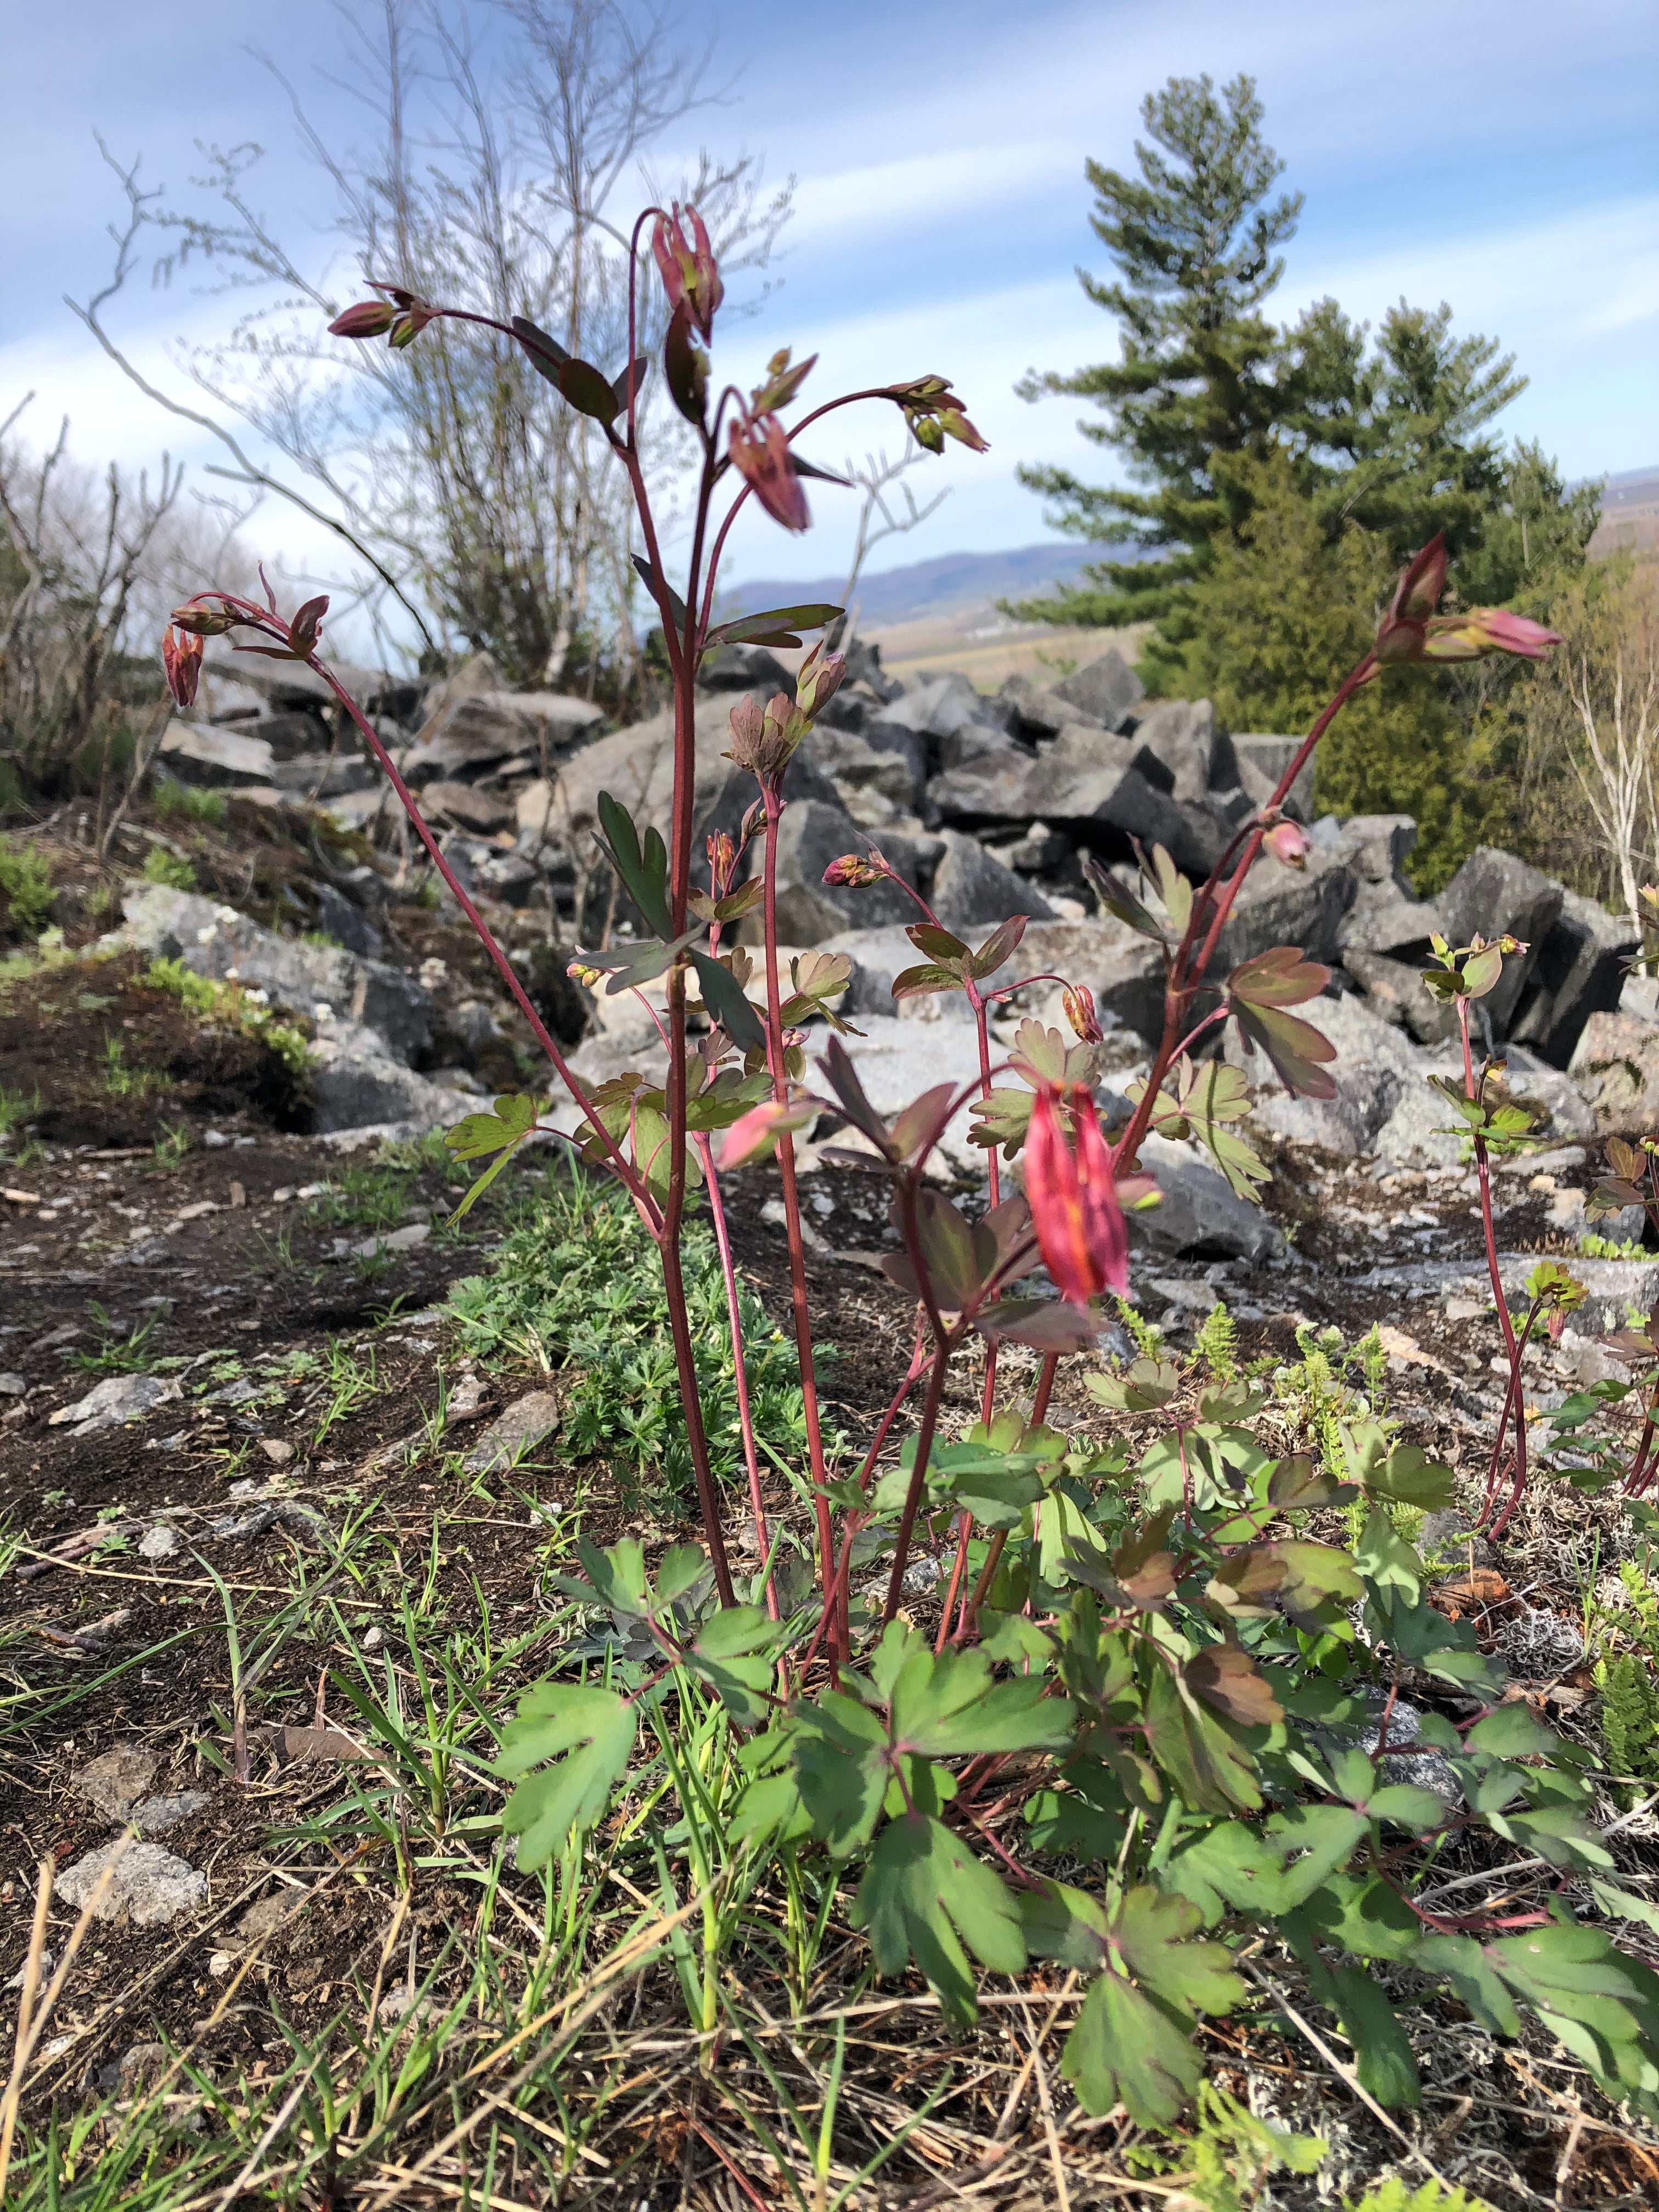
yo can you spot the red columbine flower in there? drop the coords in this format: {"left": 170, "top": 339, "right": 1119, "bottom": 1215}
{"left": 1024, "top": 1084, "right": 1129, "bottom": 1306}
{"left": 328, "top": 300, "right": 399, "bottom": 340}
{"left": 729, "top": 414, "right": 809, "bottom": 532}
{"left": 1423, "top": 607, "right": 1563, "bottom": 662}
{"left": 652, "top": 205, "right": 723, "bottom": 342}
{"left": 161, "top": 625, "right": 202, "bottom": 708}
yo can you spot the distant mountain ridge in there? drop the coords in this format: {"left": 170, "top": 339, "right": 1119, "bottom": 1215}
{"left": 723, "top": 543, "right": 1101, "bottom": 629}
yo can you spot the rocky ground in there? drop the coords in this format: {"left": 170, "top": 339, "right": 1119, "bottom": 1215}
{"left": 3, "top": 640, "right": 1659, "bottom": 2204}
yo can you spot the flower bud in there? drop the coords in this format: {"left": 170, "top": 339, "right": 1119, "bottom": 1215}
{"left": 1062, "top": 984, "right": 1103, "bottom": 1044}
{"left": 822, "top": 853, "right": 888, "bottom": 888}
{"left": 706, "top": 830, "right": 736, "bottom": 895}
{"left": 161, "top": 625, "right": 202, "bottom": 708}
{"left": 751, "top": 347, "right": 816, "bottom": 415}
{"left": 168, "top": 599, "right": 238, "bottom": 637}
{"left": 566, "top": 960, "right": 604, "bottom": 989}
{"left": 1375, "top": 533, "right": 1448, "bottom": 662}
{"left": 1263, "top": 818, "right": 1311, "bottom": 869}
{"left": 1423, "top": 607, "right": 1563, "bottom": 662}
{"left": 329, "top": 300, "right": 399, "bottom": 340}
{"left": 651, "top": 204, "right": 723, "bottom": 342}
{"left": 794, "top": 641, "right": 847, "bottom": 721}
{"left": 724, "top": 692, "right": 798, "bottom": 783}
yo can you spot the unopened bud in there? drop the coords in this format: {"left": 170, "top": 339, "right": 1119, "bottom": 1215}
{"left": 795, "top": 641, "right": 847, "bottom": 721}
{"left": 161, "top": 625, "right": 202, "bottom": 708}
{"left": 329, "top": 300, "right": 399, "bottom": 340}
{"left": 1062, "top": 984, "right": 1102, "bottom": 1044}
{"left": 1263, "top": 819, "right": 1311, "bottom": 869}
{"left": 169, "top": 599, "right": 238, "bottom": 637}
{"left": 724, "top": 691, "right": 800, "bottom": 783}
{"left": 566, "top": 960, "right": 604, "bottom": 989}
{"left": 822, "top": 853, "right": 887, "bottom": 888}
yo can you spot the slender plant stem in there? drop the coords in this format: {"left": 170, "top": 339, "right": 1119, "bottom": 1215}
{"left": 882, "top": 1341, "right": 953, "bottom": 1628}
{"left": 696, "top": 1135, "right": 777, "bottom": 1618}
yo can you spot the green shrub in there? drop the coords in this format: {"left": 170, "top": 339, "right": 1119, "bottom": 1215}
{"left": 142, "top": 845, "right": 198, "bottom": 891}
{"left": 0, "top": 842, "right": 54, "bottom": 938}
{"left": 154, "top": 775, "right": 227, "bottom": 826}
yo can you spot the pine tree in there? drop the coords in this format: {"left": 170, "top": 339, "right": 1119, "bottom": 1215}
{"left": 1008, "top": 74, "right": 1300, "bottom": 660}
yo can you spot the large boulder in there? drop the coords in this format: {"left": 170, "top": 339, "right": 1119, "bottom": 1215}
{"left": 1510, "top": 889, "right": 1638, "bottom": 1069}
{"left": 930, "top": 831, "right": 1054, "bottom": 934}
{"left": 1218, "top": 733, "right": 1316, "bottom": 825}
{"left": 403, "top": 690, "right": 603, "bottom": 784}
{"left": 1436, "top": 847, "right": 1564, "bottom": 1031}
{"left": 1050, "top": 647, "right": 1144, "bottom": 733}
{"left": 116, "top": 884, "right": 432, "bottom": 1062}
{"left": 1129, "top": 699, "right": 1221, "bottom": 804}
{"left": 1210, "top": 844, "right": 1357, "bottom": 972}
{"left": 1131, "top": 1133, "right": 1283, "bottom": 1263}
{"left": 765, "top": 803, "right": 940, "bottom": 944}
{"left": 308, "top": 1038, "right": 481, "bottom": 1136}
{"left": 1342, "top": 950, "right": 1459, "bottom": 1045}
{"left": 157, "top": 720, "right": 276, "bottom": 785}
{"left": 811, "top": 721, "right": 928, "bottom": 826}
{"left": 1570, "top": 1012, "right": 1659, "bottom": 1133}
{"left": 931, "top": 724, "right": 1217, "bottom": 874}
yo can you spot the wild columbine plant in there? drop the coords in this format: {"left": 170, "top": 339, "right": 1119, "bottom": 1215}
{"left": 163, "top": 229, "right": 1659, "bottom": 2128}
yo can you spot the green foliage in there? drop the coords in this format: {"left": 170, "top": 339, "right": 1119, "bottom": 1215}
{"left": 143, "top": 955, "right": 311, "bottom": 1078}
{"left": 0, "top": 841, "right": 54, "bottom": 938}
{"left": 1594, "top": 1562, "right": 1659, "bottom": 1797}
{"left": 1130, "top": 2083, "right": 1326, "bottom": 2207}
{"left": 1341, "top": 2179, "right": 1487, "bottom": 2212}
{"left": 448, "top": 1166, "right": 813, "bottom": 1501}
{"left": 153, "top": 774, "right": 227, "bottom": 826}
{"left": 140, "top": 845, "right": 198, "bottom": 891}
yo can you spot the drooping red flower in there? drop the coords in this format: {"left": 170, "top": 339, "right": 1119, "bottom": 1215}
{"left": 728, "top": 414, "right": 810, "bottom": 532}
{"left": 1375, "top": 533, "right": 1448, "bottom": 662}
{"left": 1062, "top": 983, "right": 1103, "bottom": 1043}
{"left": 161, "top": 625, "right": 202, "bottom": 708}
{"left": 822, "top": 853, "right": 888, "bottom": 888}
{"left": 1423, "top": 607, "right": 1564, "bottom": 662}
{"left": 1262, "top": 818, "right": 1311, "bottom": 868}
{"left": 1024, "top": 1084, "right": 1130, "bottom": 1306}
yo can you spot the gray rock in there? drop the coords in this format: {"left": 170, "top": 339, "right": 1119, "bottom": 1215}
{"left": 1621, "top": 973, "right": 1659, "bottom": 1024}
{"left": 1436, "top": 847, "right": 1565, "bottom": 1031}
{"left": 1371, "top": 1081, "right": 1464, "bottom": 1168}
{"left": 131, "top": 1791, "right": 210, "bottom": 1837}
{"left": 1344, "top": 950, "right": 1459, "bottom": 1046}
{"left": 1510, "top": 888, "right": 1638, "bottom": 1069}
{"left": 116, "top": 885, "right": 432, "bottom": 1064}
{"left": 1224, "top": 989, "right": 1423, "bottom": 1157}
{"left": 1049, "top": 647, "right": 1144, "bottom": 732}
{"left": 1500, "top": 1046, "right": 1595, "bottom": 1141}
{"left": 1304, "top": 1690, "right": 1462, "bottom": 1806}
{"left": 0, "top": 1372, "right": 25, "bottom": 1396}
{"left": 1569, "top": 1012, "right": 1659, "bottom": 1133}
{"left": 1131, "top": 1133, "right": 1283, "bottom": 1262}
{"left": 270, "top": 752, "right": 379, "bottom": 799}
{"left": 312, "top": 881, "right": 383, "bottom": 960}
{"left": 698, "top": 643, "right": 793, "bottom": 693}
{"left": 1222, "top": 733, "right": 1316, "bottom": 823}
{"left": 55, "top": 1841, "right": 207, "bottom": 1927}
{"left": 308, "top": 1040, "right": 481, "bottom": 1137}
{"left": 810, "top": 721, "right": 927, "bottom": 825}
{"left": 812, "top": 1016, "right": 995, "bottom": 1170}
{"left": 423, "top": 781, "right": 514, "bottom": 836}
{"left": 405, "top": 689, "right": 602, "bottom": 782}
{"left": 870, "top": 673, "right": 992, "bottom": 751}
{"left": 75, "top": 1743, "right": 159, "bottom": 1823}
{"left": 463, "top": 1390, "right": 562, "bottom": 1474}
{"left": 138, "top": 1525, "right": 180, "bottom": 1561}
{"left": 992, "top": 821, "right": 1073, "bottom": 876}
{"left": 200, "top": 642, "right": 408, "bottom": 716}
{"left": 1129, "top": 698, "right": 1220, "bottom": 803}
{"left": 1211, "top": 844, "right": 1357, "bottom": 972}
{"left": 48, "top": 1373, "right": 180, "bottom": 1436}
{"left": 995, "top": 675, "right": 1079, "bottom": 741}
{"left": 766, "top": 801, "right": 939, "bottom": 944}
{"left": 158, "top": 720, "right": 276, "bottom": 785}
{"left": 930, "top": 831, "right": 1054, "bottom": 933}
{"left": 349, "top": 1222, "right": 431, "bottom": 1260}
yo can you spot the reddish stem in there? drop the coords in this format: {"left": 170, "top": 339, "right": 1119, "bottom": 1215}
{"left": 696, "top": 1133, "right": 778, "bottom": 1619}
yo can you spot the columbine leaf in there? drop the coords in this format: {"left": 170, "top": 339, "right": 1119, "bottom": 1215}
{"left": 706, "top": 601, "right": 843, "bottom": 648}
{"left": 793, "top": 1691, "right": 889, "bottom": 1855}
{"left": 493, "top": 1682, "right": 636, "bottom": 1867}
{"left": 852, "top": 1811, "right": 1025, "bottom": 2025}
{"left": 629, "top": 554, "right": 691, "bottom": 639}
{"left": 1144, "top": 1662, "right": 1264, "bottom": 1813}
{"left": 1283, "top": 1916, "right": 1422, "bottom": 2107}
{"left": 1060, "top": 1971, "right": 1206, "bottom": 2126}
{"left": 594, "top": 789, "right": 673, "bottom": 936}
{"left": 445, "top": 1092, "right": 538, "bottom": 1160}
{"left": 688, "top": 946, "right": 767, "bottom": 1050}
{"left": 686, "top": 1605, "right": 784, "bottom": 1728}
{"left": 968, "top": 915, "right": 1028, "bottom": 979}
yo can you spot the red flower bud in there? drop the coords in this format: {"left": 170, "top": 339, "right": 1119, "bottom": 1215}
{"left": 822, "top": 853, "right": 888, "bottom": 888}
{"left": 651, "top": 204, "right": 723, "bottom": 342}
{"left": 890, "top": 374, "right": 989, "bottom": 455}
{"left": 1024, "top": 1084, "right": 1129, "bottom": 1307}
{"left": 161, "top": 625, "right": 202, "bottom": 708}
{"left": 329, "top": 300, "right": 399, "bottom": 340}
{"left": 1375, "top": 533, "right": 1448, "bottom": 662}
{"left": 1062, "top": 984, "right": 1103, "bottom": 1044}
{"left": 728, "top": 414, "right": 810, "bottom": 532}
{"left": 1263, "top": 819, "right": 1311, "bottom": 869}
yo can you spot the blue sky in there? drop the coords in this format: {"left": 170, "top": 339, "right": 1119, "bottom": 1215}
{"left": 3, "top": 0, "right": 1655, "bottom": 627}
